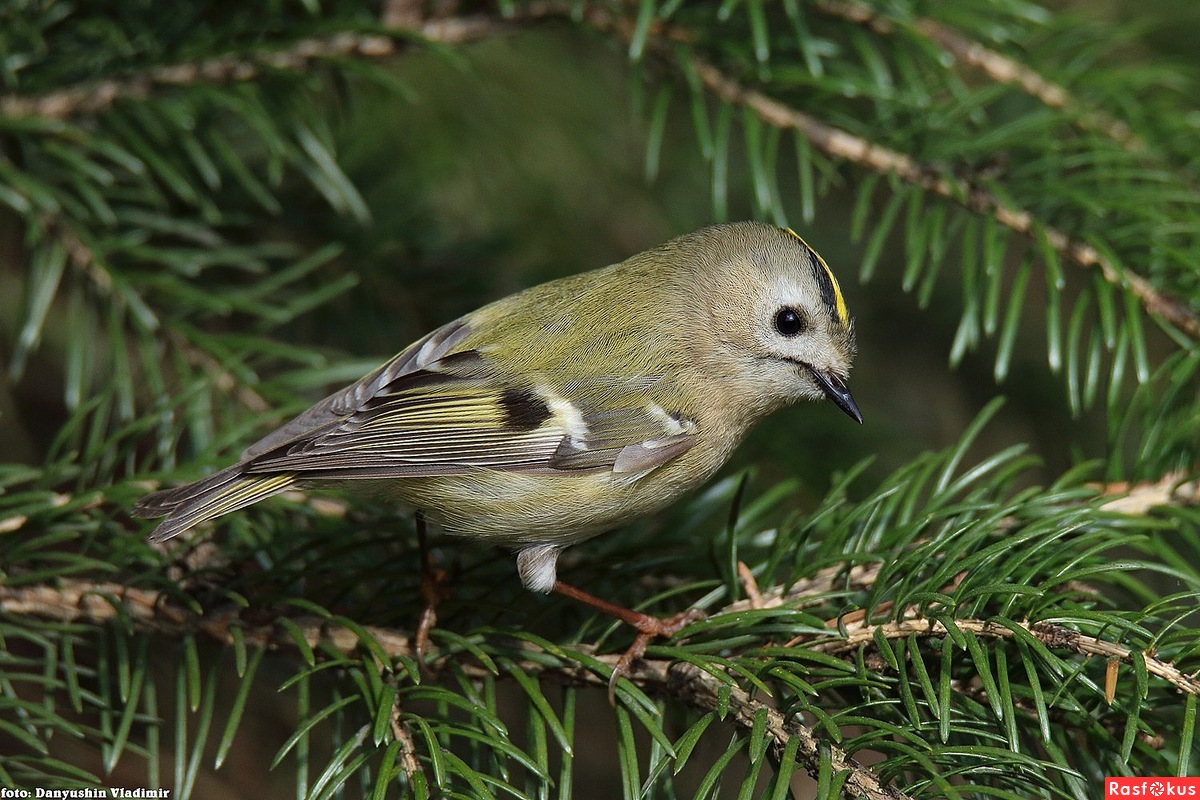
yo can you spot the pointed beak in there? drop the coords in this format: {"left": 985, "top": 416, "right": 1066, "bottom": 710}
{"left": 808, "top": 367, "right": 863, "bottom": 424}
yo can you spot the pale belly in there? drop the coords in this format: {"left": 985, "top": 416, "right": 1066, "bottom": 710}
{"left": 364, "top": 437, "right": 735, "bottom": 549}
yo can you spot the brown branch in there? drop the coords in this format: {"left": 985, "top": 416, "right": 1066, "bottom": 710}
{"left": 724, "top": 561, "right": 884, "bottom": 613}
{"left": 387, "top": 681, "right": 428, "bottom": 788}
{"left": 0, "top": 19, "right": 506, "bottom": 122}
{"left": 7, "top": 571, "right": 1196, "bottom": 700}
{"left": 668, "top": 662, "right": 911, "bottom": 800}
{"left": 0, "top": 579, "right": 415, "bottom": 657}
{"left": 167, "top": 329, "right": 271, "bottom": 414}
{"left": 0, "top": 577, "right": 910, "bottom": 800}
{"left": 813, "top": 0, "right": 1143, "bottom": 151}
{"left": 807, "top": 616, "right": 1200, "bottom": 698}
{"left": 1093, "top": 470, "right": 1200, "bottom": 516}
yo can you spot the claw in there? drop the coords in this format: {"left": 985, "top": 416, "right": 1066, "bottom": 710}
{"left": 550, "top": 580, "right": 705, "bottom": 703}
{"left": 606, "top": 608, "right": 706, "bottom": 702}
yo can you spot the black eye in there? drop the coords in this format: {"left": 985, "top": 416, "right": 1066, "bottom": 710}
{"left": 774, "top": 307, "right": 806, "bottom": 337}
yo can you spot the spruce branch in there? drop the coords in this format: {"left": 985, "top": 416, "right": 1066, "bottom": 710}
{"left": 812, "top": 0, "right": 1143, "bottom": 151}
{"left": 718, "top": 469, "right": 1198, "bottom": 617}
{"left": 666, "top": 662, "right": 913, "bottom": 800}
{"left": 5, "top": 2, "right": 1194, "bottom": 340}
{"left": 36, "top": 215, "right": 273, "bottom": 414}
{"left": 1, "top": 470, "right": 1193, "bottom": 791}
{"left": 522, "top": 0, "right": 1200, "bottom": 338}
{"left": 806, "top": 617, "right": 1200, "bottom": 698}
{"left": 0, "top": 19, "right": 505, "bottom": 122}
{"left": 2, "top": 0, "right": 1197, "bottom": 790}
{"left": 0, "top": 578, "right": 911, "bottom": 798}
{"left": 42, "top": 215, "right": 112, "bottom": 296}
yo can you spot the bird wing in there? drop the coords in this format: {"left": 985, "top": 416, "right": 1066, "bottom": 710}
{"left": 239, "top": 321, "right": 698, "bottom": 480}
{"left": 240, "top": 318, "right": 476, "bottom": 459}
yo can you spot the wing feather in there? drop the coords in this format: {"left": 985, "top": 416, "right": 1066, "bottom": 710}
{"left": 232, "top": 318, "right": 700, "bottom": 481}
{"left": 240, "top": 320, "right": 477, "bottom": 459}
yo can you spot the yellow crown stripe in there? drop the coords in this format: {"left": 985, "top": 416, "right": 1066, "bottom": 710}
{"left": 784, "top": 227, "right": 850, "bottom": 329}
{"left": 817, "top": 250, "right": 850, "bottom": 329}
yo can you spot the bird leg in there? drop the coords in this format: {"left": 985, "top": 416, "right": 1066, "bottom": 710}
{"left": 413, "top": 511, "right": 450, "bottom": 664}
{"left": 551, "top": 580, "right": 705, "bottom": 699}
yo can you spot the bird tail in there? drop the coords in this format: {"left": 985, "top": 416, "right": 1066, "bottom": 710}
{"left": 133, "top": 465, "right": 298, "bottom": 543}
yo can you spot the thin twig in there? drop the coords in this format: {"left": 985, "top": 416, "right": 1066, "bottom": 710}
{"left": 387, "top": 686, "right": 428, "bottom": 790}
{"left": 1092, "top": 470, "right": 1200, "bottom": 516}
{"left": 807, "top": 616, "right": 1200, "bottom": 697}
{"left": 724, "top": 561, "right": 884, "bottom": 613}
{"left": 813, "top": 0, "right": 1143, "bottom": 151}
{"left": 737, "top": 560, "right": 766, "bottom": 609}
{"left": 0, "top": 20, "right": 506, "bottom": 121}
{"left": 46, "top": 216, "right": 273, "bottom": 414}
{"left": 668, "top": 661, "right": 911, "bottom": 799}
{"left": 167, "top": 329, "right": 271, "bottom": 413}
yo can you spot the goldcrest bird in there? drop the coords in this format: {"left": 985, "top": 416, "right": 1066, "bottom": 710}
{"left": 135, "top": 221, "right": 860, "bottom": 669}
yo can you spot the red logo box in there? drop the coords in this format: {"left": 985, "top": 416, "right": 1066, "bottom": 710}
{"left": 1106, "top": 778, "right": 1200, "bottom": 798}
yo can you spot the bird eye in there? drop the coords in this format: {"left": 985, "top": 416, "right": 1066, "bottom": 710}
{"left": 774, "top": 307, "right": 805, "bottom": 337}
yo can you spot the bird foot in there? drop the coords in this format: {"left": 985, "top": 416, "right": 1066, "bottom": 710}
{"left": 608, "top": 607, "right": 707, "bottom": 701}
{"left": 550, "top": 580, "right": 705, "bottom": 702}
{"left": 413, "top": 512, "right": 450, "bottom": 665}
{"left": 414, "top": 561, "right": 451, "bottom": 665}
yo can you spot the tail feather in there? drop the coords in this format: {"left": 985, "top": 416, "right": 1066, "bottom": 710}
{"left": 134, "top": 465, "right": 297, "bottom": 543}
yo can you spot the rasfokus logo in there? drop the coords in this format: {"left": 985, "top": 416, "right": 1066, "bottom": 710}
{"left": 1106, "top": 778, "right": 1200, "bottom": 798}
